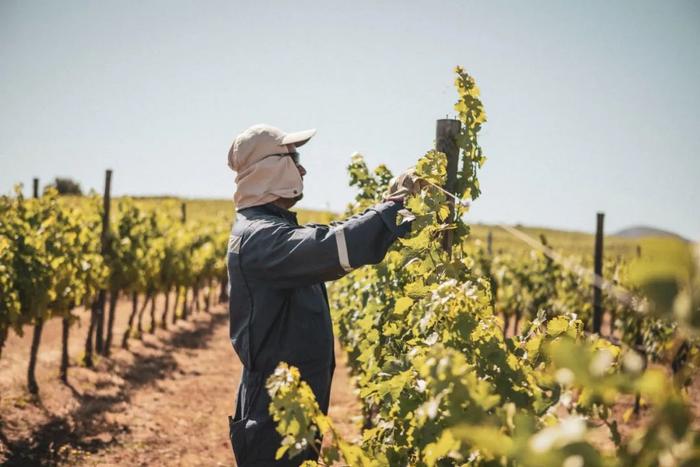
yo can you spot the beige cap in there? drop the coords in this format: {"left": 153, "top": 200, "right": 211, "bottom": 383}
{"left": 228, "top": 124, "right": 316, "bottom": 209}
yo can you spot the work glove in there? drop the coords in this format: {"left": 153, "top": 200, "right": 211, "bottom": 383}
{"left": 383, "top": 168, "right": 426, "bottom": 202}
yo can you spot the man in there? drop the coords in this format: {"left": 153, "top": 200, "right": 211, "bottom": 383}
{"left": 226, "top": 124, "right": 419, "bottom": 466}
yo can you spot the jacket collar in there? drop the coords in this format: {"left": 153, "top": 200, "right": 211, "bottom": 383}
{"left": 242, "top": 202, "right": 298, "bottom": 225}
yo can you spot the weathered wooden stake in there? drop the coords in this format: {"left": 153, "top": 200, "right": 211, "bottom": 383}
{"left": 487, "top": 230, "right": 493, "bottom": 255}
{"left": 181, "top": 202, "right": 187, "bottom": 224}
{"left": 592, "top": 212, "right": 605, "bottom": 334}
{"left": 435, "top": 119, "right": 461, "bottom": 255}
{"left": 27, "top": 179, "right": 42, "bottom": 394}
{"left": 95, "top": 170, "right": 112, "bottom": 354}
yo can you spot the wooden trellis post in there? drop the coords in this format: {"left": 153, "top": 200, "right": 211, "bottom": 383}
{"left": 592, "top": 212, "right": 605, "bottom": 334}
{"left": 435, "top": 119, "right": 461, "bottom": 255}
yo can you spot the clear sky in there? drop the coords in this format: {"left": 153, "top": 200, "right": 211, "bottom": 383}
{"left": 1, "top": 1, "right": 698, "bottom": 239}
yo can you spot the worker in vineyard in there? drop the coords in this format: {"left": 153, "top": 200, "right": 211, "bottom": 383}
{"left": 226, "top": 124, "right": 421, "bottom": 466}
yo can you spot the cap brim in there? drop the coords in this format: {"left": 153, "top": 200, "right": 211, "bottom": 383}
{"left": 281, "top": 128, "right": 316, "bottom": 147}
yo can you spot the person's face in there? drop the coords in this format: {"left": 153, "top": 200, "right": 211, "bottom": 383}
{"left": 286, "top": 144, "right": 306, "bottom": 179}
{"left": 286, "top": 144, "right": 305, "bottom": 206}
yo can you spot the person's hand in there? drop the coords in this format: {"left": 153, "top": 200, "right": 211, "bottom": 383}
{"left": 383, "top": 168, "right": 425, "bottom": 202}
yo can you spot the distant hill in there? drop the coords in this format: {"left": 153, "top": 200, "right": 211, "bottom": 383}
{"left": 613, "top": 226, "right": 688, "bottom": 242}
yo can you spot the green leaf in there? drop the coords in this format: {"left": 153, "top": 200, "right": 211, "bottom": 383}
{"left": 451, "top": 424, "right": 514, "bottom": 457}
{"left": 275, "top": 444, "right": 289, "bottom": 460}
{"left": 546, "top": 316, "right": 569, "bottom": 337}
{"left": 383, "top": 322, "right": 401, "bottom": 336}
{"left": 438, "top": 205, "right": 450, "bottom": 222}
{"left": 422, "top": 429, "right": 461, "bottom": 467}
{"left": 394, "top": 297, "right": 414, "bottom": 315}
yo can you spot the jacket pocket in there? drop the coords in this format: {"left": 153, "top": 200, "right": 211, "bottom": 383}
{"left": 228, "top": 414, "right": 248, "bottom": 464}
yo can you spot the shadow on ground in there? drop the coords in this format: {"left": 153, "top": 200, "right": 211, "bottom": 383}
{"left": 0, "top": 310, "right": 228, "bottom": 467}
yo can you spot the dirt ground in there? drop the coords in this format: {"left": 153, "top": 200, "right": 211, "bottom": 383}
{"left": 0, "top": 293, "right": 361, "bottom": 466}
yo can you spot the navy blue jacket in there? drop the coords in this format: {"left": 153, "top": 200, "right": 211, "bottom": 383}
{"left": 226, "top": 200, "right": 410, "bottom": 465}
{"left": 227, "top": 200, "right": 410, "bottom": 374}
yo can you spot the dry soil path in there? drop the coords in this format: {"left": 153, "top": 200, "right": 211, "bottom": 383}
{"left": 0, "top": 294, "right": 361, "bottom": 466}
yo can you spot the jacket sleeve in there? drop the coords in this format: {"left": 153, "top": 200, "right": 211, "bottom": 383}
{"left": 240, "top": 201, "right": 411, "bottom": 288}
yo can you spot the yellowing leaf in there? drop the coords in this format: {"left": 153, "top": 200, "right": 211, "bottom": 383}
{"left": 525, "top": 334, "right": 543, "bottom": 361}
{"left": 423, "top": 429, "right": 461, "bottom": 467}
{"left": 383, "top": 322, "right": 401, "bottom": 336}
{"left": 438, "top": 205, "right": 450, "bottom": 222}
{"left": 394, "top": 296, "right": 414, "bottom": 315}
{"left": 546, "top": 317, "right": 569, "bottom": 337}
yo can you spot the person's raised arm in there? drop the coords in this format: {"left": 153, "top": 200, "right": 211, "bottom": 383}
{"left": 238, "top": 200, "right": 411, "bottom": 289}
